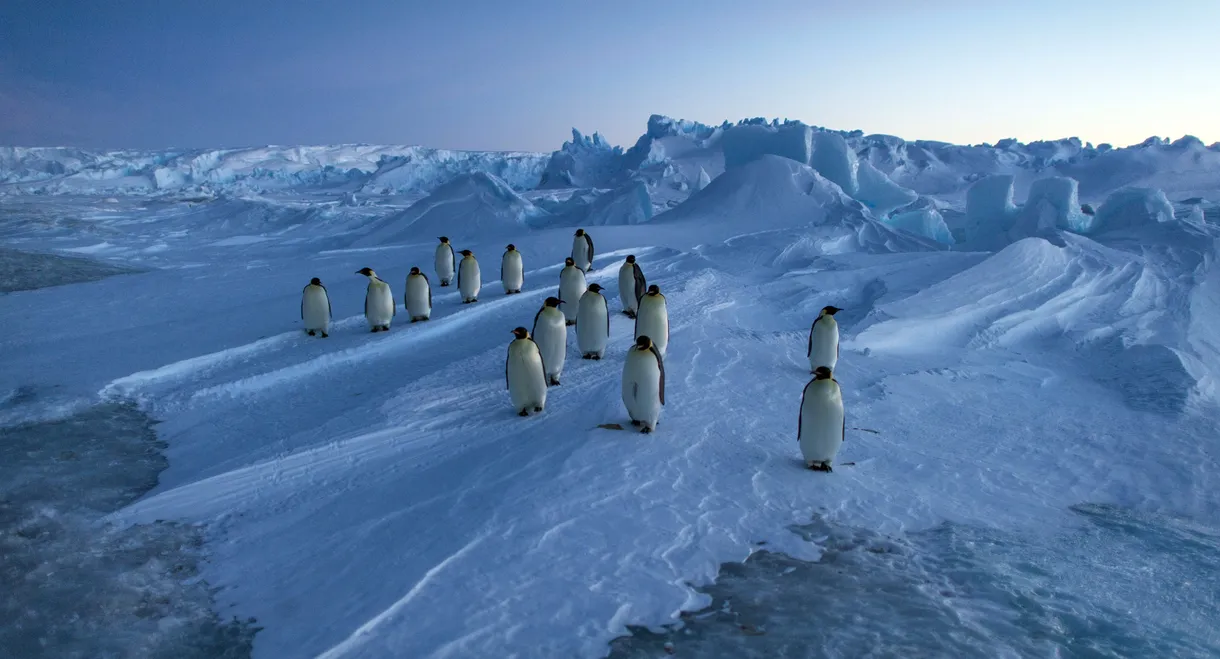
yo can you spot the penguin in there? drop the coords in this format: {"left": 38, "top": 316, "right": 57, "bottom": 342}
{"left": 576, "top": 283, "right": 610, "bottom": 360}
{"left": 501, "top": 243, "right": 524, "bottom": 295}
{"left": 301, "top": 277, "right": 331, "bottom": 337}
{"left": 618, "top": 255, "right": 647, "bottom": 318}
{"left": 506, "top": 327, "right": 548, "bottom": 416}
{"left": 436, "top": 237, "right": 456, "bottom": 286}
{"left": 404, "top": 266, "right": 432, "bottom": 322}
{"left": 807, "top": 305, "right": 842, "bottom": 373}
{"left": 622, "top": 334, "right": 665, "bottom": 433}
{"left": 457, "top": 249, "right": 481, "bottom": 303}
{"left": 634, "top": 284, "right": 669, "bottom": 358}
{"left": 531, "top": 296, "right": 567, "bottom": 386}
{"left": 798, "top": 366, "right": 845, "bottom": 472}
{"left": 558, "top": 257, "right": 587, "bottom": 326}
{"left": 356, "top": 267, "right": 395, "bottom": 332}
{"left": 572, "top": 228, "right": 595, "bottom": 273}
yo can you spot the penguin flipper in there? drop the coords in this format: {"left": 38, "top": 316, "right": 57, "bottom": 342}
{"left": 603, "top": 296, "right": 610, "bottom": 336}
{"left": 633, "top": 265, "right": 646, "bottom": 302}
{"left": 797, "top": 385, "right": 806, "bottom": 442}
{"left": 585, "top": 233, "right": 594, "bottom": 267}
{"left": 422, "top": 273, "right": 432, "bottom": 307}
{"left": 650, "top": 345, "right": 665, "bottom": 405}
{"left": 807, "top": 318, "right": 818, "bottom": 357}
{"left": 531, "top": 307, "right": 543, "bottom": 337}
{"left": 505, "top": 347, "right": 510, "bottom": 390}
{"left": 364, "top": 288, "right": 370, "bottom": 319}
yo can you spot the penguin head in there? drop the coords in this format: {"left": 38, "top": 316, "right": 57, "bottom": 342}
{"left": 625, "top": 255, "right": 636, "bottom": 264}
{"left": 821, "top": 305, "right": 842, "bottom": 316}
{"left": 438, "top": 236, "right": 449, "bottom": 243}
{"left": 587, "top": 283, "right": 603, "bottom": 294}
{"left": 460, "top": 249, "right": 473, "bottom": 257}
{"left": 635, "top": 335, "right": 653, "bottom": 350}
{"left": 564, "top": 257, "right": 575, "bottom": 267}
{"left": 506, "top": 243, "right": 516, "bottom": 251}
{"left": 409, "top": 267, "right": 421, "bottom": 275}
{"left": 310, "top": 277, "right": 322, "bottom": 285}
{"left": 575, "top": 229, "right": 585, "bottom": 237}
{"left": 544, "top": 296, "right": 562, "bottom": 308}
{"left": 646, "top": 284, "right": 661, "bottom": 296}
{"left": 355, "top": 267, "right": 376, "bottom": 277}
{"left": 511, "top": 326, "right": 530, "bottom": 340}
{"left": 813, "top": 366, "right": 834, "bottom": 380}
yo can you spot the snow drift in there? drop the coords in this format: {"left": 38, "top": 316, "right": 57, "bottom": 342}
{"left": 351, "top": 172, "right": 545, "bottom": 246}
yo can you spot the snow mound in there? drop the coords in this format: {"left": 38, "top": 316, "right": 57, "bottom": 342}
{"left": 352, "top": 172, "right": 546, "bottom": 246}
{"left": 651, "top": 155, "right": 939, "bottom": 254}
{"left": 882, "top": 209, "right": 954, "bottom": 245}
{"left": 1010, "top": 176, "right": 1089, "bottom": 240}
{"left": 1092, "top": 188, "right": 1176, "bottom": 233}
{"left": 584, "top": 180, "right": 655, "bottom": 226}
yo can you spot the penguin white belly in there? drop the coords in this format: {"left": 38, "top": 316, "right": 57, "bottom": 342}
{"left": 502, "top": 253, "right": 523, "bottom": 292}
{"left": 572, "top": 238, "right": 591, "bottom": 271}
{"left": 459, "top": 259, "right": 481, "bottom": 301}
{"left": 635, "top": 299, "right": 669, "bottom": 357}
{"left": 532, "top": 310, "right": 567, "bottom": 380}
{"left": 618, "top": 266, "right": 638, "bottom": 314}
{"left": 576, "top": 295, "right": 608, "bottom": 357}
{"left": 405, "top": 276, "right": 431, "bottom": 319}
{"left": 302, "top": 288, "right": 330, "bottom": 331}
{"left": 622, "top": 352, "right": 662, "bottom": 427}
{"left": 436, "top": 247, "right": 455, "bottom": 284}
{"left": 366, "top": 283, "right": 395, "bottom": 328}
{"left": 508, "top": 343, "right": 547, "bottom": 412}
{"left": 810, "top": 319, "right": 839, "bottom": 371}
{"left": 558, "top": 269, "right": 586, "bottom": 322}
{"left": 799, "top": 381, "right": 844, "bottom": 464}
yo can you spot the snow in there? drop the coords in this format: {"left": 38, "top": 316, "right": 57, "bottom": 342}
{"left": 4, "top": 113, "right": 1220, "bottom": 659}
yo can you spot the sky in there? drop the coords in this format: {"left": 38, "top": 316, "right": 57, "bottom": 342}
{"left": 1, "top": 0, "right": 1218, "bottom": 152}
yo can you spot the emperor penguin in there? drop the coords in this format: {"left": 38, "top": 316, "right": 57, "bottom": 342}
{"left": 435, "top": 237, "right": 456, "bottom": 286}
{"left": 558, "top": 257, "right": 587, "bottom": 326}
{"left": 798, "top": 366, "right": 845, "bottom": 472}
{"left": 356, "top": 267, "right": 395, "bottom": 332}
{"left": 531, "top": 296, "right": 567, "bottom": 386}
{"left": 506, "top": 327, "right": 548, "bottom": 416}
{"left": 634, "top": 284, "right": 669, "bottom": 358}
{"left": 404, "top": 266, "right": 432, "bottom": 322}
{"left": 807, "top": 305, "right": 842, "bottom": 372}
{"left": 622, "top": 335, "right": 665, "bottom": 433}
{"left": 301, "top": 277, "right": 331, "bottom": 337}
{"left": 572, "top": 228, "right": 595, "bottom": 273}
{"left": 501, "top": 243, "right": 524, "bottom": 294}
{"left": 457, "top": 249, "right": 481, "bottom": 303}
{"left": 618, "top": 255, "right": 647, "bottom": 318}
{"left": 576, "top": 283, "right": 610, "bottom": 360}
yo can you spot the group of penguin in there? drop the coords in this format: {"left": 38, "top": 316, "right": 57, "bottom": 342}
{"left": 298, "top": 229, "right": 849, "bottom": 470}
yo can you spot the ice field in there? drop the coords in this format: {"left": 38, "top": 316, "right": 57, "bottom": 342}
{"left": 3, "top": 116, "right": 1220, "bottom": 657}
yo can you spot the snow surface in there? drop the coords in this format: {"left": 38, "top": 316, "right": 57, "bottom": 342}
{"left": 4, "top": 114, "right": 1220, "bottom": 659}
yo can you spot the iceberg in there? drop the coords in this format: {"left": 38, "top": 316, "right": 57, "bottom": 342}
{"left": 962, "top": 174, "right": 1019, "bottom": 242}
{"left": 1010, "top": 176, "right": 1089, "bottom": 239}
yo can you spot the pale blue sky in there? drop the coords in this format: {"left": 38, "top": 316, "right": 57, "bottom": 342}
{"left": 1, "top": 0, "right": 1216, "bottom": 151}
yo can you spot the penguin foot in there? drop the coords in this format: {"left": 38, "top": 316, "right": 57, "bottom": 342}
{"left": 807, "top": 462, "right": 833, "bottom": 472}
{"left": 441, "top": 282, "right": 449, "bottom": 287}
{"left": 641, "top": 426, "right": 653, "bottom": 434}
{"left": 591, "top": 354, "right": 601, "bottom": 361}
{"left": 307, "top": 330, "right": 316, "bottom": 336}
{"left": 534, "top": 406, "right": 543, "bottom": 412}
{"left": 566, "top": 321, "right": 576, "bottom": 326}
{"left": 631, "top": 420, "right": 641, "bottom": 427}
{"left": 321, "top": 332, "right": 329, "bottom": 338}
{"left": 518, "top": 410, "right": 529, "bottom": 417}
{"left": 549, "top": 377, "right": 561, "bottom": 386}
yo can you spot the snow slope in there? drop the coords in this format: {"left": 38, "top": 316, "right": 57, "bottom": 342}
{"left": 4, "top": 116, "right": 1220, "bottom": 659}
